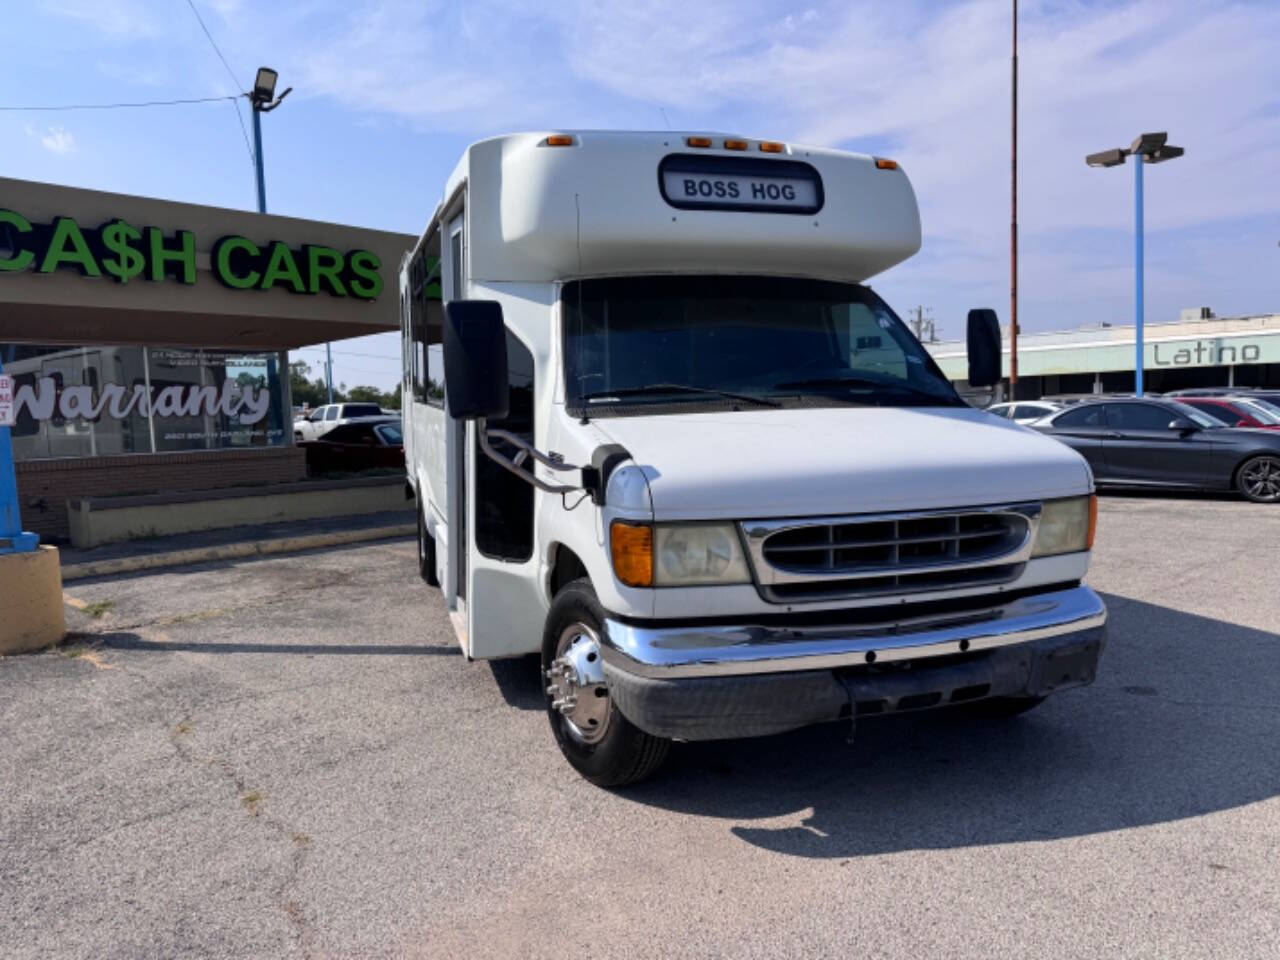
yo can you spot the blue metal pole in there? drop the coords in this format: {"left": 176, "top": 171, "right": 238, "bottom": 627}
{"left": 0, "top": 356, "right": 40, "bottom": 555}
{"left": 251, "top": 105, "right": 267, "bottom": 214}
{"left": 1134, "top": 154, "right": 1145, "bottom": 397}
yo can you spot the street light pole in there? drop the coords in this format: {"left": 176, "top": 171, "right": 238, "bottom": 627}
{"left": 247, "top": 69, "right": 329, "bottom": 404}
{"left": 1086, "top": 132, "right": 1183, "bottom": 398}
{"left": 251, "top": 106, "right": 267, "bottom": 215}
{"left": 1134, "top": 148, "right": 1144, "bottom": 397}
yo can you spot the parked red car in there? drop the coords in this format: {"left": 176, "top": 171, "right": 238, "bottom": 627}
{"left": 1178, "top": 397, "right": 1280, "bottom": 431}
{"left": 299, "top": 417, "right": 404, "bottom": 473}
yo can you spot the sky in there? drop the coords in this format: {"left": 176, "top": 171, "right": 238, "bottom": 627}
{"left": 4, "top": 0, "right": 1279, "bottom": 392}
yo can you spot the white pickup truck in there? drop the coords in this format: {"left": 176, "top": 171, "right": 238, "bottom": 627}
{"left": 399, "top": 131, "right": 1106, "bottom": 786}
{"left": 293, "top": 402, "right": 386, "bottom": 441}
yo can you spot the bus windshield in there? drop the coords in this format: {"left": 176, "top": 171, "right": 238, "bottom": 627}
{"left": 561, "top": 276, "right": 960, "bottom": 414}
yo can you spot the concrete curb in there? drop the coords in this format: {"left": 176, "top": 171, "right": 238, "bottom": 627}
{"left": 61, "top": 524, "right": 415, "bottom": 582}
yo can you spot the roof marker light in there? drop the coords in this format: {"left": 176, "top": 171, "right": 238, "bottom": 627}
{"left": 686, "top": 136, "right": 713, "bottom": 148}
{"left": 723, "top": 138, "right": 748, "bottom": 151}
{"left": 874, "top": 157, "right": 899, "bottom": 170}
{"left": 545, "top": 134, "right": 575, "bottom": 146}
{"left": 759, "top": 141, "right": 785, "bottom": 153}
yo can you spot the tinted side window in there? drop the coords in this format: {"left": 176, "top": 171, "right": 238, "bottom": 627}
{"left": 324, "top": 406, "right": 339, "bottom": 421}
{"left": 474, "top": 330, "right": 535, "bottom": 562}
{"left": 1188, "top": 403, "right": 1236, "bottom": 426}
{"left": 1110, "top": 403, "right": 1175, "bottom": 431}
{"left": 1054, "top": 405, "right": 1103, "bottom": 428}
{"left": 344, "top": 404, "right": 381, "bottom": 418}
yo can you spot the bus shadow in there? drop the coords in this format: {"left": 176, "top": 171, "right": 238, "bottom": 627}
{"left": 620, "top": 593, "right": 1280, "bottom": 858}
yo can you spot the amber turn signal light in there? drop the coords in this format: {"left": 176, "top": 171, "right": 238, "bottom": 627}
{"left": 723, "top": 138, "right": 748, "bottom": 151}
{"left": 759, "top": 141, "right": 785, "bottom": 153}
{"left": 610, "top": 521, "right": 653, "bottom": 588}
{"left": 874, "top": 157, "right": 899, "bottom": 170}
{"left": 686, "top": 136, "right": 713, "bottom": 148}
{"left": 545, "top": 134, "right": 575, "bottom": 146}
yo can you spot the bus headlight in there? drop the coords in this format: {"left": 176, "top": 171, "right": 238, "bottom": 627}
{"left": 654, "top": 523, "right": 751, "bottom": 586}
{"left": 1031, "top": 495, "right": 1097, "bottom": 558}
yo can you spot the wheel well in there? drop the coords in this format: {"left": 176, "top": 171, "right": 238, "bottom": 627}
{"left": 549, "top": 545, "right": 590, "bottom": 597}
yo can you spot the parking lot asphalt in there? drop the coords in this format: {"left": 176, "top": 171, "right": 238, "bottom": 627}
{"left": 2, "top": 494, "right": 1278, "bottom": 960}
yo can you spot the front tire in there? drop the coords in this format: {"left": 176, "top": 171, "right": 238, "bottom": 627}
{"left": 1236, "top": 455, "right": 1280, "bottom": 503}
{"left": 543, "top": 579, "right": 670, "bottom": 787}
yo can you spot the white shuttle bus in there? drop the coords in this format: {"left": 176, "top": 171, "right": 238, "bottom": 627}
{"left": 400, "top": 131, "right": 1106, "bottom": 786}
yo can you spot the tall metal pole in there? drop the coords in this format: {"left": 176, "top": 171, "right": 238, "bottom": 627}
{"left": 1008, "top": 0, "right": 1018, "bottom": 402}
{"left": 251, "top": 106, "right": 267, "bottom": 215}
{"left": 1134, "top": 154, "right": 1145, "bottom": 397}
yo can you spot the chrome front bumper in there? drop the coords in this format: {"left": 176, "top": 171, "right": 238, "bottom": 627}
{"left": 600, "top": 585, "right": 1106, "bottom": 680}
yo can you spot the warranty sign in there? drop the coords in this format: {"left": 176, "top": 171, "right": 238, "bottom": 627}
{"left": 0, "top": 374, "right": 14, "bottom": 427}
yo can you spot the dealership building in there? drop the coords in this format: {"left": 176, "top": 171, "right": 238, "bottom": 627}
{"left": 1, "top": 176, "right": 412, "bottom": 543}
{"left": 926, "top": 309, "right": 1280, "bottom": 400}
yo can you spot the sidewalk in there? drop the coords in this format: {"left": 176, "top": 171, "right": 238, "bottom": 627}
{"left": 58, "top": 509, "right": 415, "bottom": 580}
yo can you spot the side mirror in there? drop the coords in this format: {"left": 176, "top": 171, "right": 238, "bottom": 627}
{"left": 1168, "top": 418, "right": 1198, "bottom": 432}
{"left": 443, "top": 300, "right": 508, "bottom": 421}
{"left": 966, "top": 308, "right": 1002, "bottom": 388}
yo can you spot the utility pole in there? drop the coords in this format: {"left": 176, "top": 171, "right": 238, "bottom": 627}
{"left": 1009, "top": 0, "right": 1019, "bottom": 402}
{"left": 907, "top": 306, "right": 936, "bottom": 343}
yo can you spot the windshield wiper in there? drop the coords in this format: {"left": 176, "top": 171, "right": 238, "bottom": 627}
{"left": 772, "top": 374, "right": 961, "bottom": 405}
{"left": 581, "top": 383, "right": 781, "bottom": 408}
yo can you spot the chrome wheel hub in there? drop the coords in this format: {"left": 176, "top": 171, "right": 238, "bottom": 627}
{"left": 1243, "top": 457, "right": 1280, "bottom": 501}
{"left": 546, "top": 623, "right": 610, "bottom": 744}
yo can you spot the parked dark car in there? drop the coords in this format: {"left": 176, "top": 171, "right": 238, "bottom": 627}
{"left": 1177, "top": 397, "right": 1280, "bottom": 431}
{"left": 299, "top": 417, "right": 403, "bottom": 474}
{"left": 1033, "top": 398, "right": 1280, "bottom": 503}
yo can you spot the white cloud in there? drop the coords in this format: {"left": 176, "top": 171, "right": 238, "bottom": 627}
{"left": 268, "top": 0, "right": 1278, "bottom": 329}
{"left": 25, "top": 124, "right": 75, "bottom": 155}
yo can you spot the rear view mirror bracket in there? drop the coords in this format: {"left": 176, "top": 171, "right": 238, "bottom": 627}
{"left": 478, "top": 420, "right": 590, "bottom": 496}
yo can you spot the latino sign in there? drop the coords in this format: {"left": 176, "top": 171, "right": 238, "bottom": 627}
{"left": 0, "top": 209, "right": 383, "bottom": 300}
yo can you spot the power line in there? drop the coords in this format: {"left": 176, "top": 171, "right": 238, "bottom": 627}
{"left": 293, "top": 348, "right": 401, "bottom": 361}
{"left": 183, "top": 0, "right": 244, "bottom": 91}
{"left": 182, "top": 0, "right": 255, "bottom": 171}
{"left": 0, "top": 95, "right": 237, "bottom": 111}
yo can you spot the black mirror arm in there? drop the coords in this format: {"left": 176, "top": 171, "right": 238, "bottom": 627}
{"left": 478, "top": 419, "right": 587, "bottom": 495}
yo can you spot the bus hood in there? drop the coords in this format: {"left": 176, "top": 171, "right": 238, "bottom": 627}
{"left": 590, "top": 406, "right": 1092, "bottom": 521}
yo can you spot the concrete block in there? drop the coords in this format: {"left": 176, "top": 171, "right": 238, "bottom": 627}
{"left": 0, "top": 545, "right": 66, "bottom": 655}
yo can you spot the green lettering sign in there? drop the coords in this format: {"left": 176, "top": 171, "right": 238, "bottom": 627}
{"left": 348, "top": 250, "right": 382, "bottom": 300}
{"left": 260, "top": 241, "right": 306, "bottom": 294}
{"left": 0, "top": 209, "right": 35, "bottom": 272}
{"left": 211, "top": 235, "right": 261, "bottom": 289}
{"left": 38, "top": 217, "right": 100, "bottom": 277}
{"left": 147, "top": 227, "right": 196, "bottom": 285}
{"left": 304, "top": 245, "right": 347, "bottom": 297}
{"left": 3, "top": 210, "right": 383, "bottom": 301}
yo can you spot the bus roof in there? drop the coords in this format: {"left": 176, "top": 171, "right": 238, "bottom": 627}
{"left": 415, "top": 130, "right": 921, "bottom": 287}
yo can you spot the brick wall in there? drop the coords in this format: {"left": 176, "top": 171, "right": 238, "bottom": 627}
{"left": 15, "top": 446, "right": 307, "bottom": 542}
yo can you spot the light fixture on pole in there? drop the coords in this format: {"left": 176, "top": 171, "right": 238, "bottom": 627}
{"left": 245, "top": 68, "right": 330, "bottom": 403}
{"left": 1086, "top": 132, "right": 1184, "bottom": 397}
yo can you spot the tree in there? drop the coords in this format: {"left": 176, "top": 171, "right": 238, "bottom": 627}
{"left": 289, "top": 360, "right": 346, "bottom": 407}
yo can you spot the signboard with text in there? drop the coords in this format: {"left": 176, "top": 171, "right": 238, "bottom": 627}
{"left": 0, "top": 374, "right": 13, "bottom": 427}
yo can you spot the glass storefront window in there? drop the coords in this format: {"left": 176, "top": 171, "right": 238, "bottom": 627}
{"left": 1, "top": 344, "right": 288, "bottom": 461}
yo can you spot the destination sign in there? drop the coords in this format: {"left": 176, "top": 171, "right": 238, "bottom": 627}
{"left": 658, "top": 155, "right": 824, "bottom": 215}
